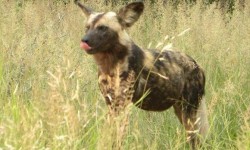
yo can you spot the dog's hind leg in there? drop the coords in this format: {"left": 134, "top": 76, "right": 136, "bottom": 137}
{"left": 173, "top": 97, "right": 209, "bottom": 149}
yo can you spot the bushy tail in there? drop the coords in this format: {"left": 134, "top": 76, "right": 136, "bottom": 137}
{"left": 197, "top": 97, "right": 209, "bottom": 139}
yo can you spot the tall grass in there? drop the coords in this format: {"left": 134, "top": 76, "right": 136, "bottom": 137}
{"left": 0, "top": 0, "right": 249, "bottom": 149}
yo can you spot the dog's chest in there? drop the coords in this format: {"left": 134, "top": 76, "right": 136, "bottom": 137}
{"left": 98, "top": 70, "right": 135, "bottom": 107}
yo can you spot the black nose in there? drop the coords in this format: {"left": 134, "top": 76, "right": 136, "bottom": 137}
{"left": 81, "top": 36, "right": 89, "bottom": 43}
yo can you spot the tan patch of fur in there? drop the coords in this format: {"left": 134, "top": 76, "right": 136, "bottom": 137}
{"left": 123, "top": 11, "right": 138, "bottom": 25}
{"left": 98, "top": 73, "right": 112, "bottom": 84}
{"left": 87, "top": 12, "right": 104, "bottom": 26}
{"left": 98, "top": 69, "right": 135, "bottom": 111}
{"left": 150, "top": 71, "right": 169, "bottom": 80}
{"left": 114, "top": 64, "right": 121, "bottom": 96}
{"left": 118, "top": 31, "right": 132, "bottom": 49}
{"left": 143, "top": 51, "right": 155, "bottom": 69}
{"left": 169, "top": 63, "right": 182, "bottom": 76}
{"left": 94, "top": 12, "right": 121, "bottom": 32}
{"left": 119, "top": 57, "right": 129, "bottom": 72}
{"left": 93, "top": 53, "right": 116, "bottom": 74}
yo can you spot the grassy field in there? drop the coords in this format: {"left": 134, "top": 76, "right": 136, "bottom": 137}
{"left": 0, "top": 0, "right": 250, "bottom": 149}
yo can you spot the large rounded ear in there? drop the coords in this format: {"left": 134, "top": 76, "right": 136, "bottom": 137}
{"left": 74, "top": 0, "right": 93, "bottom": 17}
{"left": 118, "top": 1, "right": 144, "bottom": 28}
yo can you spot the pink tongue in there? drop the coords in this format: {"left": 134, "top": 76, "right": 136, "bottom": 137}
{"left": 80, "top": 42, "right": 91, "bottom": 51}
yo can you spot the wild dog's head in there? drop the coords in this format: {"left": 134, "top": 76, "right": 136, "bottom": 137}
{"left": 75, "top": 0, "right": 144, "bottom": 54}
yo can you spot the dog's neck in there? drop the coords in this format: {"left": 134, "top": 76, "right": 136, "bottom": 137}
{"left": 93, "top": 52, "right": 117, "bottom": 74}
{"left": 93, "top": 43, "right": 130, "bottom": 75}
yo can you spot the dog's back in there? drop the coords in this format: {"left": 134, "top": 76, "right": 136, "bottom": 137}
{"left": 127, "top": 46, "right": 205, "bottom": 112}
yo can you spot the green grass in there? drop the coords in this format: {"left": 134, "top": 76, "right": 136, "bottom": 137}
{"left": 0, "top": 0, "right": 250, "bottom": 149}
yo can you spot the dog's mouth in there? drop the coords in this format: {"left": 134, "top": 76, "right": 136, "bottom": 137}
{"left": 80, "top": 41, "right": 92, "bottom": 51}
{"left": 79, "top": 39, "right": 114, "bottom": 54}
{"left": 79, "top": 41, "right": 105, "bottom": 54}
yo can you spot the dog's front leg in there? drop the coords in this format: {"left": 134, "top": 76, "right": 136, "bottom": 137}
{"left": 107, "top": 88, "right": 133, "bottom": 149}
{"left": 99, "top": 71, "right": 135, "bottom": 149}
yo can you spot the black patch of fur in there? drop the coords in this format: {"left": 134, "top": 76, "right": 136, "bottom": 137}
{"left": 128, "top": 44, "right": 144, "bottom": 73}
{"left": 83, "top": 26, "right": 121, "bottom": 55}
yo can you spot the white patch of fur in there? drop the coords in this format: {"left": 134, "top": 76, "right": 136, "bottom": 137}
{"left": 106, "top": 94, "right": 112, "bottom": 102}
{"left": 105, "top": 11, "right": 117, "bottom": 18}
{"left": 197, "top": 98, "right": 209, "bottom": 138}
{"left": 159, "top": 57, "right": 165, "bottom": 61}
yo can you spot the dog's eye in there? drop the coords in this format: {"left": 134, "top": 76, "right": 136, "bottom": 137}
{"left": 98, "top": 25, "right": 108, "bottom": 31}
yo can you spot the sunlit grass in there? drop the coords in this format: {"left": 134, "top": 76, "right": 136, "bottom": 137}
{"left": 0, "top": 0, "right": 249, "bottom": 149}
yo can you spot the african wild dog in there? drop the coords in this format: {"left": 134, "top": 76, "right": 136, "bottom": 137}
{"left": 75, "top": 0, "right": 209, "bottom": 149}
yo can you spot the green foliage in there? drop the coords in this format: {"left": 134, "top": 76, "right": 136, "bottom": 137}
{"left": 0, "top": 0, "right": 249, "bottom": 149}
